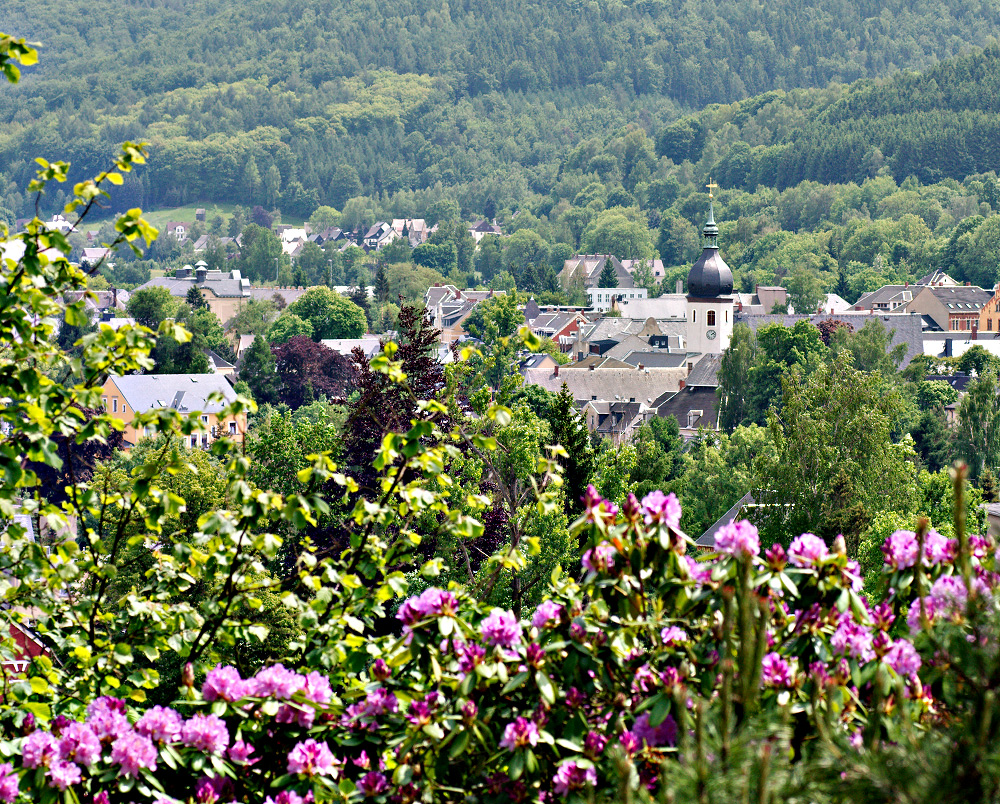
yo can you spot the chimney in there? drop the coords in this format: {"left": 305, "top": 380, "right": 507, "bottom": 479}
{"left": 589, "top": 364, "right": 596, "bottom": 371}
{"left": 112, "top": 287, "right": 117, "bottom": 309}
{"left": 972, "top": 321, "right": 979, "bottom": 340}
{"left": 679, "top": 379, "right": 686, "bottom": 390}
{"left": 196, "top": 267, "right": 208, "bottom": 283}
{"left": 637, "top": 363, "right": 644, "bottom": 370}
{"left": 855, "top": 305, "right": 862, "bottom": 311}
{"left": 966, "top": 281, "right": 971, "bottom": 286}
{"left": 554, "top": 365, "right": 559, "bottom": 377}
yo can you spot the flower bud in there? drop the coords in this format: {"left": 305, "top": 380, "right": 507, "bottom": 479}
{"left": 182, "top": 662, "right": 195, "bottom": 689}
{"left": 462, "top": 699, "right": 478, "bottom": 724}
{"left": 526, "top": 643, "right": 545, "bottom": 668}
{"left": 765, "top": 543, "right": 787, "bottom": 572}
{"left": 371, "top": 658, "right": 392, "bottom": 682}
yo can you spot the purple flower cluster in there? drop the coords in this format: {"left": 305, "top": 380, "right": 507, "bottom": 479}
{"left": 882, "top": 530, "right": 920, "bottom": 570}
{"left": 788, "top": 533, "right": 828, "bottom": 567}
{"left": 714, "top": 520, "right": 760, "bottom": 559}
{"left": 582, "top": 485, "right": 618, "bottom": 526}
{"left": 499, "top": 717, "right": 540, "bottom": 750}
{"left": 110, "top": 732, "right": 158, "bottom": 778}
{"left": 830, "top": 612, "right": 874, "bottom": 662}
{"left": 660, "top": 625, "right": 688, "bottom": 646}
{"left": 884, "top": 639, "right": 922, "bottom": 677}
{"left": 135, "top": 706, "right": 183, "bottom": 744}
{"left": 581, "top": 542, "right": 616, "bottom": 573}
{"left": 358, "top": 771, "right": 389, "bottom": 797}
{"left": 480, "top": 608, "right": 522, "bottom": 648}
{"left": 0, "top": 764, "right": 17, "bottom": 804}
{"left": 640, "top": 490, "right": 681, "bottom": 528}
{"left": 761, "top": 652, "right": 795, "bottom": 688}
{"left": 632, "top": 713, "right": 677, "bottom": 747}
{"left": 553, "top": 761, "right": 597, "bottom": 795}
{"left": 287, "top": 739, "right": 338, "bottom": 777}
{"left": 531, "top": 601, "right": 563, "bottom": 629}
{"left": 180, "top": 715, "right": 230, "bottom": 755}
{"left": 397, "top": 587, "right": 459, "bottom": 629}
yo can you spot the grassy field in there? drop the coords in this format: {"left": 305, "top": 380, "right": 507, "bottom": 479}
{"left": 141, "top": 203, "right": 306, "bottom": 229}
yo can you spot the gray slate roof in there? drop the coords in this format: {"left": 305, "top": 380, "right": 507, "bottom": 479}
{"left": 140, "top": 273, "right": 249, "bottom": 299}
{"left": 686, "top": 353, "right": 722, "bottom": 388}
{"left": 111, "top": 374, "right": 237, "bottom": 415}
{"left": 697, "top": 492, "right": 755, "bottom": 547}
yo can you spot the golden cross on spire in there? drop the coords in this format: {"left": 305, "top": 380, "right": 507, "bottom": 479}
{"left": 705, "top": 178, "right": 719, "bottom": 199}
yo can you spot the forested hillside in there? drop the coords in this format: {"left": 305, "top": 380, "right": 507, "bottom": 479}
{"left": 683, "top": 44, "right": 1000, "bottom": 190}
{"left": 2, "top": 0, "right": 1000, "bottom": 217}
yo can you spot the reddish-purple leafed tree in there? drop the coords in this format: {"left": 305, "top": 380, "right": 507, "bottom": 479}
{"left": 272, "top": 335, "right": 357, "bottom": 409}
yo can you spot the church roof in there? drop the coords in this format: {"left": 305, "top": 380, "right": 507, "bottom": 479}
{"left": 687, "top": 200, "right": 733, "bottom": 298}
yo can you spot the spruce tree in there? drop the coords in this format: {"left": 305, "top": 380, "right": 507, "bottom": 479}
{"left": 598, "top": 258, "right": 618, "bottom": 288}
{"left": 374, "top": 261, "right": 390, "bottom": 304}
{"left": 186, "top": 285, "right": 207, "bottom": 309}
{"left": 239, "top": 335, "right": 278, "bottom": 406}
{"left": 548, "top": 383, "right": 594, "bottom": 519}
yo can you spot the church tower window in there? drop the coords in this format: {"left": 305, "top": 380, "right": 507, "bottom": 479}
{"left": 707, "top": 310, "right": 716, "bottom": 326}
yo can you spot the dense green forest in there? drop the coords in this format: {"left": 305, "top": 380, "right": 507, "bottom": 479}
{"left": 3, "top": 0, "right": 1000, "bottom": 219}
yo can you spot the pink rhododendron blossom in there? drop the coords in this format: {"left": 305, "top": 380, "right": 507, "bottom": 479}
{"left": 249, "top": 664, "right": 304, "bottom": 699}
{"left": 553, "top": 761, "right": 598, "bottom": 795}
{"left": 761, "top": 652, "right": 794, "bottom": 688}
{"left": 227, "top": 740, "right": 256, "bottom": 765}
{"left": 86, "top": 697, "right": 130, "bottom": 741}
{"left": 884, "top": 639, "right": 921, "bottom": 677}
{"left": 455, "top": 641, "right": 486, "bottom": 672}
{"left": 194, "top": 776, "right": 232, "bottom": 804}
{"left": 202, "top": 665, "right": 247, "bottom": 702}
{"left": 287, "top": 739, "right": 337, "bottom": 777}
{"left": 582, "top": 484, "right": 618, "bottom": 525}
{"left": 22, "top": 731, "right": 59, "bottom": 768}
{"left": 358, "top": 771, "right": 389, "bottom": 797}
{"left": 110, "top": 732, "right": 157, "bottom": 778}
{"left": 582, "top": 541, "right": 616, "bottom": 573}
{"left": 584, "top": 731, "right": 608, "bottom": 757}
{"left": 265, "top": 793, "right": 314, "bottom": 804}
{"left": 632, "top": 713, "right": 677, "bottom": 747}
{"left": 135, "top": 706, "right": 183, "bottom": 744}
{"left": 619, "top": 730, "right": 640, "bottom": 754}
{"left": 303, "top": 671, "right": 332, "bottom": 704}
{"left": 830, "top": 612, "right": 874, "bottom": 662}
{"left": 397, "top": 587, "right": 459, "bottom": 628}
{"left": 843, "top": 559, "right": 864, "bottom": 592}
{"left": 46, "top": 760, "right": 82, "bottom": 791}
{"left": 714, "top": 520, "right": 760, "bottom": 558}
{"left": 765, "top": 543, "right": 787, "bottom": 571}
{"left": 660, "top": 625, "right": 688, "bottom": 646}
{"left": 923, "top": 529, "right": 957, "bottom": 565}
{"left": 882, "top": 530, "right": 919, "bottom": 570}
{"left": 371, "top": 659, "right": 391, "bottom": 681}
{"left": 406, "top": 701, "right": 433, "bottom": 728}
{"left": 180, "top": 714, "right": 230, "bottom": 755}
{"left": 686, "top": 556, "right": 713, "bottom": 586}
{"left": 641, "top": 490, "right": 681, "bottom": 528}
{"left": 58, "top": 721, "right": 102, "bottom": 766}
{"left": 480, "top": 608, "right": 522, "bottom": 647}
{"left": 531, "top": 601, "right": 563, "bottom": 628}
{"left": 930, "top": 575, "right": 969, "bottom": 614}
{"left": 500, "top": 717, "right": 539, "bottom": 750}
{"left": 0, "top": 764, "right": 17, "bottom": 804}
{"left": 788, "top": 533, "right": 828, "bottom": 567}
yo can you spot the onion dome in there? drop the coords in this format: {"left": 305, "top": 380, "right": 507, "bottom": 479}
{"left": 687, "top": 191, "right": 733, "bottom": 298}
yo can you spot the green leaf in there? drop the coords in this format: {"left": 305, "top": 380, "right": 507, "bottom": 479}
{"left": 508, "top": 750, "right": 524, "bottom": 781}
{"left": 448, "top": 730, "right": 470, "bottom": 758}
{"left": 535, "top": 670, "right": 556, "bottom": 705}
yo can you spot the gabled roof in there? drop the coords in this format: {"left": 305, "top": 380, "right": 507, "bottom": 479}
{"left": 139, "top": 274, "right": 250, "bottom": 299}
{"left": 925, "top": 285, "right": 993, "bottom": 310}
{"left": 559, "top": 255, "right": 636, "bottom": 289}
{"left": 621, "top": 351, "right": 689, "bottom": 369}
{"left": 109, "top": 374, "right": 237, "bottom": 415}
{"left": 697, "top": 492, "right": 755, "bottom": 547}
{"left": 855, "top": 285, "right": 914, "bottom": 308}
{"left": 655, "top": 385, "right": 720, "bottom": 435}
{"left": 686, "top": 353, "right": 722, "bottom": 388}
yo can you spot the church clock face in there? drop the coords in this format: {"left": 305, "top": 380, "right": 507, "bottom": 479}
{"left": 706, "top": 329, "right": 717, "bottom": 340}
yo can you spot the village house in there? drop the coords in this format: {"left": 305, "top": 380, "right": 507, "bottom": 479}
{"left": 101, "top": 373, "right": 246, "bottom": 448}
{"left": 392, "top": 219, "right": 432, "bottom": 246}
{"left": 425, "top": 284, "right": 506, "bottom": 343}
{"left": 137, "top": 265, "right": 251, "bottom": 323}
{"left": 468, "top": 220, "right": 502, "bottom": 243}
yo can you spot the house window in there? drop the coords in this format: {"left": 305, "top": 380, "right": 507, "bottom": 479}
{"left": 229, "top": 421, "right": 237, "bottom": 435}
{"left": 113, "top": 398, "right": 118, "bottom": 413}
{"left": 201, "top": 434, "right": 209, "bottom": 447}
{"left": 190, "top": 435, "right": 198, "bottom": 447}
{"left": 725, "top": 310, "right": 728, "bottom": 322}
{"left": 101, "top": 396, "right": 107, "bottom": 409}
{"left": 201, "top": 415, "right": 208, "bottom": 424}
{"left": 707, "top": 310, "right": 716, "bottom": 326}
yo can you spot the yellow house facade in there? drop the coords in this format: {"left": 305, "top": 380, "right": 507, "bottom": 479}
{"left": 101, "top": 374, "right": 247, "bottom": 448}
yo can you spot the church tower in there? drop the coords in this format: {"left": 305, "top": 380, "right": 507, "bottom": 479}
{"left": 686, "top": 180, "right": 734, "bottom": 355}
